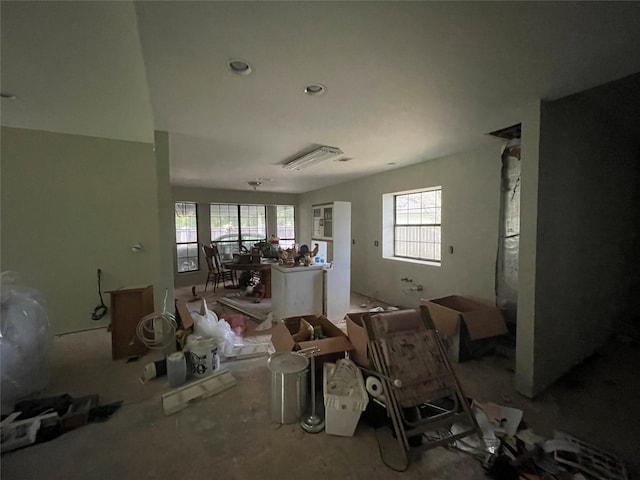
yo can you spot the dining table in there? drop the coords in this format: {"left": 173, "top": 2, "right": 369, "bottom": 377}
{"left": 223, "top": 259, "right": 275, "bottom": 299}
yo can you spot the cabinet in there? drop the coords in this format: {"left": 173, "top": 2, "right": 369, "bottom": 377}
{"left": 311, "top": 202, "right": 351, "bottom": 321}
{"left": 107, "top": 285, "right": 154, "bottom": 360}
{"left": 271, "top": 264, "right": 324, "bottom": 319}
{"left": 312, "top": 205, "right": 333, "bottom": 240}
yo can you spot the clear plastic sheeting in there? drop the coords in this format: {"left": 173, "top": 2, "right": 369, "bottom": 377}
{"left": 1, "top": 272, "right": 52, "bottom": 414}
{"left": 495, "top": 140, "right": 521, "bottom": 326}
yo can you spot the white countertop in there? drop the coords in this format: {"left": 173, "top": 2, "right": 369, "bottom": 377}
{"left": 271, "top": 263, "right": 324, "bottom": 273}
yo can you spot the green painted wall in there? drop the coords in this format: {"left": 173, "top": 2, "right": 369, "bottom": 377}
{"left": 1, "top": 127, "right": 165, "bottom": 334}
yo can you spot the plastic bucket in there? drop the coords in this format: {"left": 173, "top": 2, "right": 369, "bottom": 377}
{"left": 185, "top": 336, "right": 220, "bottom": 378}
{"left": 267, "top": 352, "right": 309, "bottom": 424}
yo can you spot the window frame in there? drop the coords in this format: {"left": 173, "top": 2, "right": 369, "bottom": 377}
{"left": 382, "top": 186, "right": 442, "bottom": 266}
{"left": 275, "top": 205, "right": 296, "bottom": 249}
{"left": 175, "top": 201, "right": 199, "bottom": 273}
{"left": 210, "top": 203, "right": 267, "bottom": 260}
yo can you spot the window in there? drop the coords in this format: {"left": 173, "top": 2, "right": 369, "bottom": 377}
{"left": 210, "top": 204, "right": 266, "bottom": 260}
{"left": 389, "top": 187, "right": 441, "bottom": 263}
{"left": 175, "top": 202, "right": 198, "bottom": 272}
{"left": 276, "top": 205, "right": 295, "bottom": 249}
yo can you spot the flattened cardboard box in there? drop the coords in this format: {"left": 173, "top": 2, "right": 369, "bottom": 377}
{"left": 421, "top": 295, "right": 507, "bottom": 362}
{"left": 271, "top": 315, "right": 353, "bottom": 361}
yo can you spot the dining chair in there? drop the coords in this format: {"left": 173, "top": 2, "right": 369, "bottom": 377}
{"left": 202, "top": 244, "right": 236, "bottom": 292}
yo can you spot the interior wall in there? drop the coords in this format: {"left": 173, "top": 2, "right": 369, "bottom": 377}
{"left": 530, "top": 88, "right": 640, "bottom": 395}
{"left": 298, "top": 142, "right": 503, "bottom": 309}
{"left": 1, "top": 127, "right": 165, "bottom": 334}
{"left": 171, "top": 186, "right": 299, "bottom": 287}
{"left": 153, "top": 131, "right": 177, "bottom": 313}
{"left": 515, "top": 102, "right": 542, "bottom": 398}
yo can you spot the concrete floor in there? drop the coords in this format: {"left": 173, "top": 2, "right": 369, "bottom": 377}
{"left": 2, "top": 287, "right": 639, "bottom": 479}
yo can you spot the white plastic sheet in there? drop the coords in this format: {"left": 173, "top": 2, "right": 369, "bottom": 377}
{"left": 1, "top": 272, "right": 52, "bottom": 414}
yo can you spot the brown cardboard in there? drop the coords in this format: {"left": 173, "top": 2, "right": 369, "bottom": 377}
{"left": 175, "top": 299, "right": 194, "bottom": 330}
{"left": 345, "top": 312, "right": 371, "bottom": 368}
{"left": 421, "top": 295, "right": 507, "bottom": 362}
{"left": 271, "top": 315, "right": 353, "bottom": 359}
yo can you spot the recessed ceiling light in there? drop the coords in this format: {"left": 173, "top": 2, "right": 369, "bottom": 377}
{"left": 228, "top": 59, "right": 252, "bottom": 75}
{"left": 304, "top": 84, "right": 326, "bottom": 96}
{"left": 0, "top": 92, "right": 17, "bottom": 100}
{"left": 335, "top": 157, "right": 353, "bottom": 163}
{"left": 387, "top": 162, "right": 396, "bottom": 165}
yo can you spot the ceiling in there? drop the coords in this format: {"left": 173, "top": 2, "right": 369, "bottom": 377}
{"left": 2, "top": 1, "right": 640, "bottom": 194}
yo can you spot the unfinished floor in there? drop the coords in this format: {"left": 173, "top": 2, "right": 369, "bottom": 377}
{"left": 2, "top": 286, "right": 639, "bottom": 479}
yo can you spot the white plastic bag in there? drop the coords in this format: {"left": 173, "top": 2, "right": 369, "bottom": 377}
{"left": 190, "top": 305, "right": 220, "bottom": 338}
{"left": 187, "top": 303, "right": 241, "bottom": 360}
{"left": 1, "top": 272, "right": 52, "bottom": 414}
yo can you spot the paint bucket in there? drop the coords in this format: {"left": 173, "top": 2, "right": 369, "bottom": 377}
{"left": 185, "top": 336, "right": 220, "bottom": 378}
{"left": 267, "top": 352, "right": 309, "bottom": 424}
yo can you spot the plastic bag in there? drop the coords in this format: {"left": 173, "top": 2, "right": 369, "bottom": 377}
{"left": 188, "top": 303, "right": 241, "bottom": 360}
{"left": 212, "top": 320, "right": 239, "bottom": 359}
{"left": 190, "top": 305, "right": 220, "bottom": 338}
{"left": 1, "top": 272, "right": 52, "bottom": 414}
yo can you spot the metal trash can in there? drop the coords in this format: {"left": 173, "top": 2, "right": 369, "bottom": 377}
{"left": 268, "top": 352, "right": 309, "bottom": 424}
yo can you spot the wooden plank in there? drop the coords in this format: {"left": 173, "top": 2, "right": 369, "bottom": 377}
{"left": 161, "top": 370, "right": 237, "bottom": 415}
{"left": 217, "top": 297, "right": 267, "bottom": 322}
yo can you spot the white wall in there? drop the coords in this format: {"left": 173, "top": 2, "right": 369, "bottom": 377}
{"left": 171, "top": 186, "right": 299, "bottom": 287}
{"left": 1, "top": 127, "right": 170, "bottom": 334}
{"left": 515, "top": 102, "right": 542, "bottom": 397}
{"left": 298, "top": 141, "right": 504, "bottom": 308}
{"left": 154, "top": 131, "right": 177, "bottom": 313}
{"left": 527, "top": 91, "right": 640, "bottom": 395}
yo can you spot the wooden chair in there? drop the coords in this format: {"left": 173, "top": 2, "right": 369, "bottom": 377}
{"left": 202, "top": 244, "right": 236, "bottom": 292}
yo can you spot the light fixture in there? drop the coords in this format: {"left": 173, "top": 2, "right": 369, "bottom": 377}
{"left": 283, "top": 146, "right": 344, "bottom": 171}
{"left": 228, "top": 58, "right": 252, "bottom": 76}
{"left": 247, "top": 181, "right": 262, "bottom": 190}
{"left": 304, "top": 84, "right": 326, "bottom": 96}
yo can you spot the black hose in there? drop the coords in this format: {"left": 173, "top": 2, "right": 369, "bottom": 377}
{"left": 91, "top": 269, "right": 108, "bottom": 320}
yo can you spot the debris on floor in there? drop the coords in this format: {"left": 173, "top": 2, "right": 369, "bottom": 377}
{"left": 161, "top": 369, "right": 236, "bottom": 415}
{"left": 1, "top": 393, "right": 122, "bottom": 454}
{"left": 446, "top": 400, "right": 629, "bottom": 480}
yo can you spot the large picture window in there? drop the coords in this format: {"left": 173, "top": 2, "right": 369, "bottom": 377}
{"left": 210, "top": 204, "right": 266, "bottom": 260}
{"left": 393, "top": 187, "right": 441, "bottom": 263}
{"left": 175, "top": 202, "right": 199, "bottom": 272}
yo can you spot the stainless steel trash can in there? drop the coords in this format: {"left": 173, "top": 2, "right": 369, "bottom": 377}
{"left": 268, "top": 352, "right": 309, "bottom": 424}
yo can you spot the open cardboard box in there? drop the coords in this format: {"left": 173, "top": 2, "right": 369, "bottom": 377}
{"left": 345, "top": 312, "right": 371, "bottom": 368}
{"left": 271, "top": 315, "right": 353, "bottom": 364}
{"left": 421, "top": 295, "right": 507, "bottom": 362}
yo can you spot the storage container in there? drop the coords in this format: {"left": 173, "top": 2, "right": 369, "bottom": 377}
{"left": 323, "top": 360, "right": 368, "bottom": 436}
{"left": 268, "top": 352, "right": 309, "bottom": 424}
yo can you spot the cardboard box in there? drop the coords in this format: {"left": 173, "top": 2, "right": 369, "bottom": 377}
{"left": 271, "top": 315, "right": 353, "bottom": 364}
{"left": 421, "top": 295, "right": 507, "bottom": 362}
{"left": 345, "top": 312, "right": 371, "bottom": 368}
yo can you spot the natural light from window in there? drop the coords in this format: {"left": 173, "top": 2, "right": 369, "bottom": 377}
{"left": 382, "top": 187, "right": 442, "bottom": 265}
{"left": 175, "top": 201, "right": 199, "bottom": 272}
